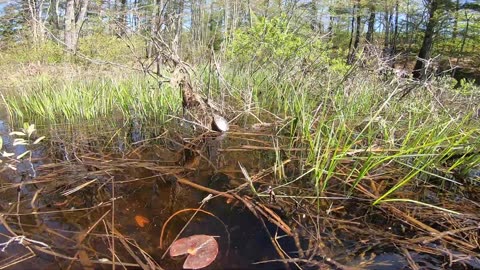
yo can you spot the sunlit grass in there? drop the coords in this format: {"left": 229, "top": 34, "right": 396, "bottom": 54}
{"left": 2, "top": 54, "right": 479, "bottom": 209}
{"left": 3, "top": 75, "right": 181, "bottom": 123}
{"left": 209, "top": 60, "right": 479, "bottom": 206}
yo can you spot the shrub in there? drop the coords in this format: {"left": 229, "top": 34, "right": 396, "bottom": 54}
{"left": 227, "top": 14, "right": 348, "bottom": 74}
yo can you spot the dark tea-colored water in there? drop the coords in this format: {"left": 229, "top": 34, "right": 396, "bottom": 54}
{"left": 1, "top": 118, "right": 479, "bottom": 270}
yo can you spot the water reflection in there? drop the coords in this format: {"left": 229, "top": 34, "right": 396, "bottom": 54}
{"left": 0, "top": 120, "right": 298, "bottom": 269}
{"left": 0, "top": 119, "right": 478, "bottom": 270}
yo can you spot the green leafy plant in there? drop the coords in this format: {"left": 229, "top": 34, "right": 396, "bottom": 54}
{"left": 1, "top": 123, "right": 44, "bottom": 170}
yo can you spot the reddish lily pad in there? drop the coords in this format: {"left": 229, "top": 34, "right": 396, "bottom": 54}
{"left": 169, "top": 235, "right": 218, "bottom": 269}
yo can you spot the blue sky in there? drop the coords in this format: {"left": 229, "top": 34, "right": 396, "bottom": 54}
{"left": 0, "top": 1, "right": 8, "bottom": 15}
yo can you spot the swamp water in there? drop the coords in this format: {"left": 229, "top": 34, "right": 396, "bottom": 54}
{"left": 0, "top": 119, "right": 479, "bottom": 270}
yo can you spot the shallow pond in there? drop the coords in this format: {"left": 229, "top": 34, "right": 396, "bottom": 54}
{"left": 1, "top": 118, "right": 479, "bottom": 270}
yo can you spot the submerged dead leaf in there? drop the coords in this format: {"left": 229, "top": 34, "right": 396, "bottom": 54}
{"left": 184, "top": 155, "right": 201, "bottom": 169}
{"left": 169, "top": 235, "right": 218, "bottom": 269}
{"left": 135, "top": 215, "right": 150, "bottom": 228}
{"left": 78, "top": 249, "right": 94, "bottom": 270}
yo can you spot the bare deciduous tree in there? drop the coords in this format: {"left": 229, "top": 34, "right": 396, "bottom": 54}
{"left": 64, "top": 0, "right": 89, "bottom": 53}
{"left": 26, "top": 0, "right": 46, "bottom": 45}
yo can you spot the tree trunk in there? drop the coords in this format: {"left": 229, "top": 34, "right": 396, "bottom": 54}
{"left": 147, "top": 0, "right": 159, "bottom": 59}
{"left": 405, "top": 0, "right": 413, "bottom": 57}
{"left": 459, "top": 13, "right": 470, "bottom": 56}
{"left": 118, "top": 0, "right": 127, "bottom": 36}
{"left": 224, "top": 0, "right": 229, "bottom": 36}
{"left": 346, "top": 0, "right": 356, "bottom": 64}
{"left": 384, "top": 7, "right": 391, "bottom": 49}
{"left": 310, "top": 0, "right": 320, "bottom": 32}
{"left": 64, "top": 0, "right": 75, "bottom": 51}
{"left": 192, "top": 0, "right": 199, "bottom": 42}
{"left": 392, "top": 0, "right": 399, "bottom": 54}
{"left": 327, "top": 12, "right": 334, "bottom": 38}
{"left": 64, "top": 0, "right": 89, "bottom": 53}
{"left": 27, "top": 0, "right": 45, "bottom": 45}
{"left": 231, "top": 0, "right": 239, "bottom": 31}
{"left": 133, "top": 0, "right": 139, "bottom": 29}
{"left": 452, "top": 12, "right": 470, "bottom": 78}
{"left": 263, "top": 0, "right": 270, "bottom": 17}
{"left": 366, "top": 6, "right": 375, "bottom": 43}
{"left": 348, "top": 0, "right": 362, "bottom": 64}
{"left": 452, "top": 0, "right": 460, "bottom": 39}
{"left": 412, "top": 0, "right": 439, "bottom": 79}
{"left": 200, "top": 0, "right": 207, "bottom": 45}
{"left": 49, "top": 0, "right": 60, "bottom": 32}
{"left": 173, "top": 0, "right": 184, "bottom": 55}
{"left": 75, "top": 0, "right": 89, "bottom": 47}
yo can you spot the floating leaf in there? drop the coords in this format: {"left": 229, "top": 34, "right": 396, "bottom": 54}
{"left": 170, "top": 235, "right": 218, "bottom": 269}
{"left": 134, "top": 215, "right": 150, "bottom": 228}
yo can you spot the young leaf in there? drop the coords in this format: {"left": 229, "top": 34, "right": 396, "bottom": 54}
{"left": 2, "top": 151, "right": 15, "bottom": 157}
{"left": 9, "top": 131, "right": 26, "bottom": 136}
{"left": 17, "top": 150, "right": 31, "bottom": 159}
{"left": 26, "top": 124, "right": 35, "bottom": 137}
{"left": 13, "top": 138, "right": 28, "bottom": 146}
{"left": 33, "top": 136, "right": 45, "bottom": 144}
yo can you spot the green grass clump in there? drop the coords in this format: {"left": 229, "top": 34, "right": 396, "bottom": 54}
{"left": 201, "top": 47, "right": 480, "bottom": 205}
{"left": 3, "top": 75, "right": 181, "bottom": 123}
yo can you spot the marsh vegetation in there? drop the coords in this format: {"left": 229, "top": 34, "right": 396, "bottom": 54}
{"left": 1, "top": 0, "right": 480, "bottom": 269}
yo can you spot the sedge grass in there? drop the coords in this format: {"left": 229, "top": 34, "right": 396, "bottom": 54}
{"left": 2, "top": 54, "right": 479, "bottom": 208}
{"left": 3, "top": 75, "right": 181, "bottom": 124}
{"left": 214, "top": 59, "right": 479, "bottom": 205}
